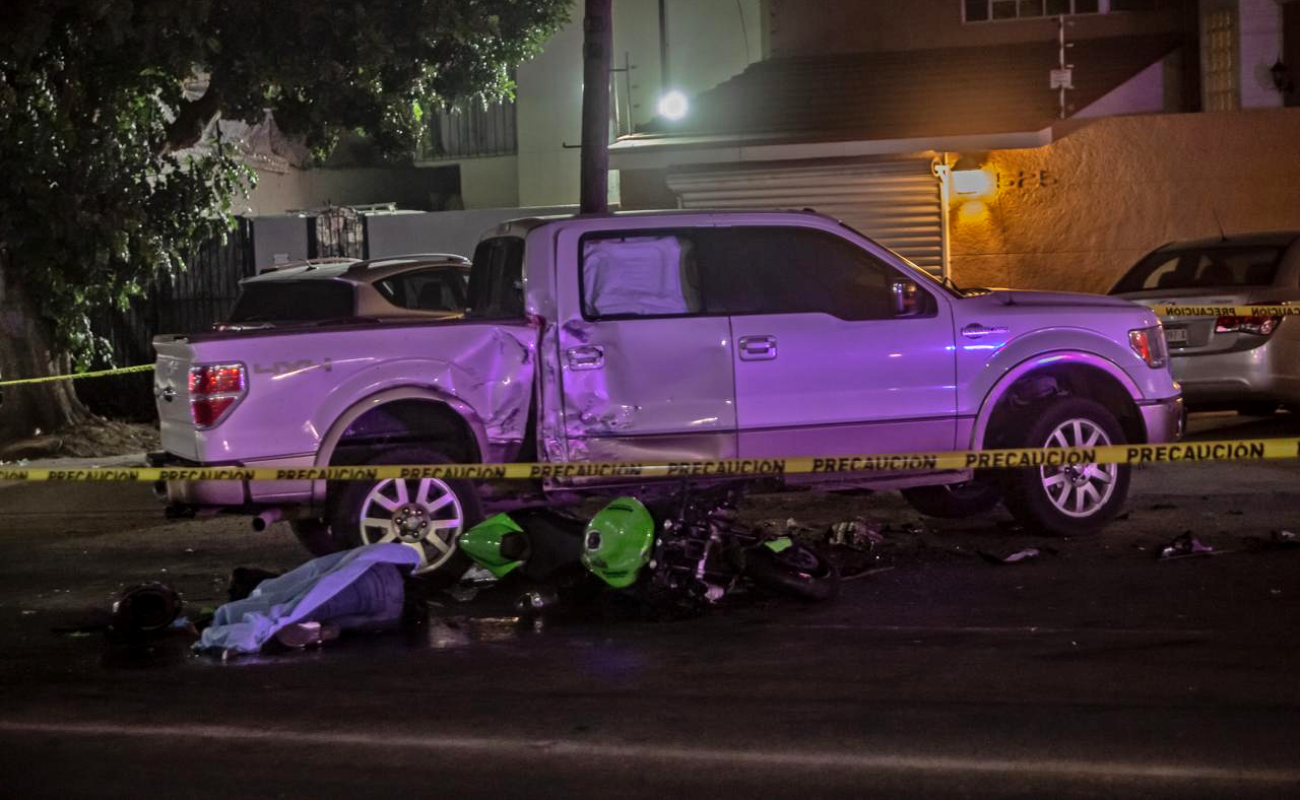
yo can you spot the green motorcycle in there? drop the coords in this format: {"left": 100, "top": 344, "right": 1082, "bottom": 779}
{"left": 458, "top": 483, "right": 840, "bottom": 618}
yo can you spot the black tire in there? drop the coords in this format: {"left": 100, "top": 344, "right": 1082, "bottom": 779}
{"left": 1237, "top": 402, "right": 1279, "bottom": 417}
{"left": 901, "top": 479, "right": 1001, "bottom": 519}
{"left": 744, "top": 542, "right": 840, "bottom": 602}
{"left": 327, "top": 447, "right": 480, "bottom": 585}
{"left": 1001, "top": 397, "right": 1131, "bottom": 536}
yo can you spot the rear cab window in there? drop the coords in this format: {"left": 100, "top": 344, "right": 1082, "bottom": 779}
{"left": 467, "top": 237, "right": 526, "bottom": 319}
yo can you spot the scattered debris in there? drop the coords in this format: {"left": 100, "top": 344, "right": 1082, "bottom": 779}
{"left": 827, "top": 518, "right": 884, "bottom": 550}
{"left": 841, "top": 566, "right": 895, "bottom": 582}
{"left": 515, "top": 589, "right": 560, "bottom": 616}
{"left": 111, "top": 583, "right": 183, "bottom": 638}
{"left": 1273, "top": 530, "right": 1299, "bottom": 547}
{"left": 979, "top": 548, "right": 1042, "bottom": 565}
{"left": 444, "top": 584, "right": 481, "bottom": 603}
{"left": 1157, "top": 532, "right": 1215, "bottom": 561}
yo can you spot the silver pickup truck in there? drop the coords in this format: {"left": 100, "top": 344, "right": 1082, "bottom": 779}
{"left": 151, "top": 210, "right": 1183, "bottom": 576}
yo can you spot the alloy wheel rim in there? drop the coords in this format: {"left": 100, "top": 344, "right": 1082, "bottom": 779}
{"left": 358, "top": 477, "right": 465, "bottom": 573}
{"left": 1039, "top": 418, "right": 1118, "bottom": 518}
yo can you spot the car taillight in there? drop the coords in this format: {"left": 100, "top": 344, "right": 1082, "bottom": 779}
{"left": 188, "top": 363, "right": 246, "bottom": 428}
{"left": 1129, "top": 326, "right": 1167, "bottom": 369}
{"left": 1215, "top": 316, "right": 1281, "bottom": 336}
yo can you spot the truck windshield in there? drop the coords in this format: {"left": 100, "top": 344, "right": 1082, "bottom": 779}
{"left": 466, "top": 237, "right": 525, "bottom": 319}
{"left": 1111, "top": 246, "right": 1284, "bottom": 293}
{"left": 227, "top": 281, "right": 355, "bottom": 323}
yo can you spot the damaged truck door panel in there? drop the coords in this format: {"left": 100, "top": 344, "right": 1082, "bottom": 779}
{"left": 150, "top": 210, "right": 1183, "bottom": 578}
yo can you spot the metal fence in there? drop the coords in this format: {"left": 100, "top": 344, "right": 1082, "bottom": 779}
{"left": 421, "top": 100, "right": 518, "bottom": 160}
{"left": 79, "top": 220, "right": 255, "bottom": 419}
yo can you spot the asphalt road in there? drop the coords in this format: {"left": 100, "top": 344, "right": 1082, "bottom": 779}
{"left": 1, "top": 413, "right": 1299, "bottom": 798}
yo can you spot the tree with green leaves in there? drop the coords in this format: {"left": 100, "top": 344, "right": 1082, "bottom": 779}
{"left": 0, "top": 0, "right": 570, "bottom": 442}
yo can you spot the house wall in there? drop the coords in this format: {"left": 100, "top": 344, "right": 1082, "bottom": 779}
{"left": 458, "top": 156, "right": 522, "bottom": 209}
{"left": 765, "top": 0, "right": 1193, "bottom": 57}
{"left": 408, "top": 1, "right": 761, "bottom": 210}
{"left": 948, "top": 108, "right": 1300, "bottom": 293}
{"left": 613, "top": 0, "right": 764, "bottom": 128}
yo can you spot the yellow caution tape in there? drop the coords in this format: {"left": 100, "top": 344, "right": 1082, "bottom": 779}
{"left": 1, "top": 437, "right": 1297, "bottom": 483}
{"left": 0, "top": 364, "right": 155, "bottom": 387}
{"left": 1153, "top": 305, "right": 1300, "bottom": 319}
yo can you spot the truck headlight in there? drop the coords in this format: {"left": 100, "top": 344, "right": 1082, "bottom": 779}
{"left": 1128, "top": 326, "right": 1167, "bottom": 369}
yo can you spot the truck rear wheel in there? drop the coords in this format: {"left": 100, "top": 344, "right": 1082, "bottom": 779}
{"left": 327, "top": 447, "right": 480, "bottom": 583}
{"left": 901, "top": 480, "right": 1001, "bottom": 519}
{"left": 1000, "top": 397, "right": 1131, "bottom": 536}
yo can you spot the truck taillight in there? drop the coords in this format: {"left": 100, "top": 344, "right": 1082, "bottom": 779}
{"left": 1215, "top": 315, "right": 1281, "bottom": 336}
{"left": 188, "top": 363, "right": 246, "bottom": 428}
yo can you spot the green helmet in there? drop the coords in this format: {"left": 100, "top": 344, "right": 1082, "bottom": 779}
{"left": 581, "top": 497, "right": 655, "bottom": 588}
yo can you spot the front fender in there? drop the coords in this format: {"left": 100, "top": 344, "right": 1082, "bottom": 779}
{"left": 964, "top": 329, "right": 1152, "bottom": 450}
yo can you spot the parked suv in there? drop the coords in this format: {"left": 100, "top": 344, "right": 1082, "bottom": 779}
{"left": 151, "top": 211, "right": 1182, "bottom": 577}
{"left": 219, "top": 254, "right": 471, "bottom": 330}
{"left": 1109, "top": 231, "right": 1300, "bottom": 413}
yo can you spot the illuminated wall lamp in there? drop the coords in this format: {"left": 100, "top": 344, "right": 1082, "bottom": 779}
{"left": 952, "top": 168, "right": 995, "bottom": 199}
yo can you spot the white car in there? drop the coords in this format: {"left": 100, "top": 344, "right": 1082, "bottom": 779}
{"left": 218, "top": 254, "right": 471, "bottom": 330}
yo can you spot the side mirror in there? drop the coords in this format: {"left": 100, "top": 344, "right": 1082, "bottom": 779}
{"left": 891, "top": 280, "right": 923, "bottom": 317}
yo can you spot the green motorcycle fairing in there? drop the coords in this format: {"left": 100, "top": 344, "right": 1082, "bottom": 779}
{"left": 581, "top": 497, "right": 656, "bottom": 589}
{"left": 458, "top": 513, "right": 528, "bottom": 578}
{"left": 763, "top": 536, "right": 794, "bottom": 554}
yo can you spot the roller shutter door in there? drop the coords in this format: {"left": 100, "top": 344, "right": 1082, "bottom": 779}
{"left": 666, "top": 159, "right": 945, "bottom": 275}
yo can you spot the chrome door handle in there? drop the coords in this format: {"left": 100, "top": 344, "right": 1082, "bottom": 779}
{"left": 962, "top": 323, "right": 1008, "bottom": 339}
{"left": 566, "top": 345, "right": 604, "bottom": 370}
{"left": 738, "top": 335, "right": 777, "bottom": 361}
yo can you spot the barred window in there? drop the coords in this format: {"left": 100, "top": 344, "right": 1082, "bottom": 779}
{"left": 963, "top": 0, "right": 1154, "bottom": 23}
{"left": 1202, "top": 8, "right": 1239, "bottom": 111}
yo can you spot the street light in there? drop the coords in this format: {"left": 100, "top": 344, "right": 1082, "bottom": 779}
{"left": 658, "top": 90, "right": 689, "bottom": 121}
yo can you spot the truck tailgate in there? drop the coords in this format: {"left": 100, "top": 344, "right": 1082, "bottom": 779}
{"left": 153, "top": 337, "right": 200, "bottom": 461}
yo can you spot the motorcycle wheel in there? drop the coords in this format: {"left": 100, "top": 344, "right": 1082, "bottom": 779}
{"left": 744, "top": 541, "right": 840, "bottom": 602}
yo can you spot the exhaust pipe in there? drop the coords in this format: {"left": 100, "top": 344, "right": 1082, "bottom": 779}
{"left": 252, "top": 508, "right": 283, "bottom": 532}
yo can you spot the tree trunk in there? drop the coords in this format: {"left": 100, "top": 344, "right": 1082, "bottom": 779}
{"left": 579, "top": 0, "right": 612, "bottom": 214}
{"left": 0, "top": 251, "right": 92, "bottom": 443}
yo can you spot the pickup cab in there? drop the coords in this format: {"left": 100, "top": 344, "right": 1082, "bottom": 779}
{"left": 151, "top": 211, "right": 1183, "bottom": 576}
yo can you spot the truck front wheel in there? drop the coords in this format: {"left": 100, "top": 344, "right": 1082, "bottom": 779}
{"left": 1000, "top": 397, "right": 1131, "bottom": 536}
{"left": 323, "top": 447, "right": 480, "bottom": 583}
{"left": 901, "top": 480, "right": 1001, "bottom": 519}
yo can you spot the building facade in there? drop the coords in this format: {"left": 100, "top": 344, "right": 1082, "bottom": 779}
{"left": 612, "top": 0, "right": 1300, "bottom": 292}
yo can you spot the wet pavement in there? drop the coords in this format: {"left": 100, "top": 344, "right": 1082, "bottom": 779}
{"left": 1, "top": 412, "right": 1299, "bottom": 797}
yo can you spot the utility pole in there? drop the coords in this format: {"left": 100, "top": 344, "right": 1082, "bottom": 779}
{"left": 580, "top": 0, "right": 613, "bottom": 214}
{"left": 658, "top": 0, "right": 670, "bottom": 89}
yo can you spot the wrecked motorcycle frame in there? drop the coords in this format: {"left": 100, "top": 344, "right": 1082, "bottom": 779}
{"left": 459, "top": 486, "right": 840, "bottom": 615}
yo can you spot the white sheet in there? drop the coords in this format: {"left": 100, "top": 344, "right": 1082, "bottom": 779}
{"left": 583, "top": 236, "right": 696, "bottom": 316}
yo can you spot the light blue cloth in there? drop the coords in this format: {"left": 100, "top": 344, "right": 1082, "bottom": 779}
{"left": 198, "top": 543, "right": 420, "bottom": 653}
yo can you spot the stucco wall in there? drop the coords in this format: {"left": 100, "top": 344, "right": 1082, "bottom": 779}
{"left": 458, "top": 156, "right": 522, "bottom": 209}
{"left": 766, "top": 0, "right": 1191, "bottom": 57}
{"left": 948, "top": 108, "right": 1300, "bottom": 293}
